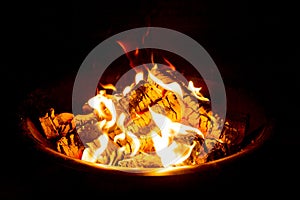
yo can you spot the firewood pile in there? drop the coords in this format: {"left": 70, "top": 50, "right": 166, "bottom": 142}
{"left": 39, "top": 64, "right": 248, "bottom": 168}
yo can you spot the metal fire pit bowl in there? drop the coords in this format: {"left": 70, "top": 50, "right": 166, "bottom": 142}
{"left": 17, "top": 73, "right": 274, "bottom": 178}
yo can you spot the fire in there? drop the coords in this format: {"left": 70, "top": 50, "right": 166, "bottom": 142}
{"left": 38, "top": 39, "right": 248, "bottom": 173}
{"left": 99, "top": 83, "right": 116, "bottom": 91}
{"left": 188, "top": 81, "right": 210, "bottom": 102}
{"left": 75, "top": 59, "right": 220, "bottom": 169}
{"left": 149, "top": 107, "right": 200, "bottom": 167}
{"left": 163, "top": 58, "right": 176, "bottom": 71}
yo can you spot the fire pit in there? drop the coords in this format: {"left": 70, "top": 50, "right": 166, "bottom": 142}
{"left": 17, "top": 28, "right": 273, "bottom": 177}
{"left": 17, "top": 64, "right": 272, "bottom": 177}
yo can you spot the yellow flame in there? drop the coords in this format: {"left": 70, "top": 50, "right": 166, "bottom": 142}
{"left": 188, "top": 81, "right": 209, "bottom": 101}
{"left": 151, "top": 128, "right": 196, "bottom": 167}
{"left": 87, "top": 93, "right": 117, "bottom": 130}
{"left": 135, "top": 72, "right": 144, "bottom": 85}
{"left": 149, "top": 107, "right": 204, "bottom": 139}
{"left": 150, "top": 130, "right": 170, "bottom": 152}
{"left": 122, "top": 86, "right": 131, "bottom": 96}
{"left": 149, "top": 107, "right": 204, "bottom": 167}
{"left": 99, "top": 83, "right": 116, "bottom": 91}
{"left": 158, "top": 140, "right": 196, "bottom": 167}
{"left": 87, "top": 94, "right": 101, "bottom": 113}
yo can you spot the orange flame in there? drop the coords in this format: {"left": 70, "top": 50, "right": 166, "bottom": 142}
{"left": 116, "top": 40, "right": 136, "bottom": 70}
{"left": 99, "top": 83, "right": 116, "bottom": 91}
{"left": 134, "top": 47, "right": 139, "bottom": 56}
{"left": 163, "top": 57, "right": 176, "bottom": 71}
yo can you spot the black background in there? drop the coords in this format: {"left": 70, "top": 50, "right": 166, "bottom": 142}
{"left": 3, "top": 0, "right": 299, "bottom": 198}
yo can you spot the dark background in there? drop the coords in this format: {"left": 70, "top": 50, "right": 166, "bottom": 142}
{"left": 3, "top": 0, "right": 299, "bottom": 198}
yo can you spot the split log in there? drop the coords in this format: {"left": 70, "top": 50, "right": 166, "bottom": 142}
{"left": 39, "top": 108, "right": 75, "bottom": 139}
{"left": 56, "top": 133, "right": 85, "bottom": 159}
{"left": 39, "top": 108, "right": 85, "bottom": 158}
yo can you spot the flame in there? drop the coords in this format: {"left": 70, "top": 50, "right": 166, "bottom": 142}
{"left": 188, "top": 81, "right": 209, "bottom": 102}
{"left": 99, "top": 83, "right": 116, "bottom": 91}
{"left": 134, "top": 48, "right": 139, "bottom": 56}
{"left": 122, "top": 86, "right": 131, "bottom": 96}
{"left": 163, "top": 57, "right": 176, "bottom": 71}
{"left": 149, "top": 107, "right": 204, "bottom": 140}
{"left": 151, "top": 53, "right": 155, "bottom": 65}
{"left": 116, "top": 40, "right": 136, "bottom": 70}
{"left": 148, "top": 107, "right": 204, "bottom": 167}
{"left": 135, "top": 72, "right": 144, "bottom": 85}
{"left": 77, "top": 42, "right": 223, "bottom": 171}
{"left": 81, "top": 133, "right": 109, "bottom": 163}
{"left": 87, "top": 91, "right": 117, "bottom": 130}
{"left": 153, "top": 135, "right": 196, "bottom": 167}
